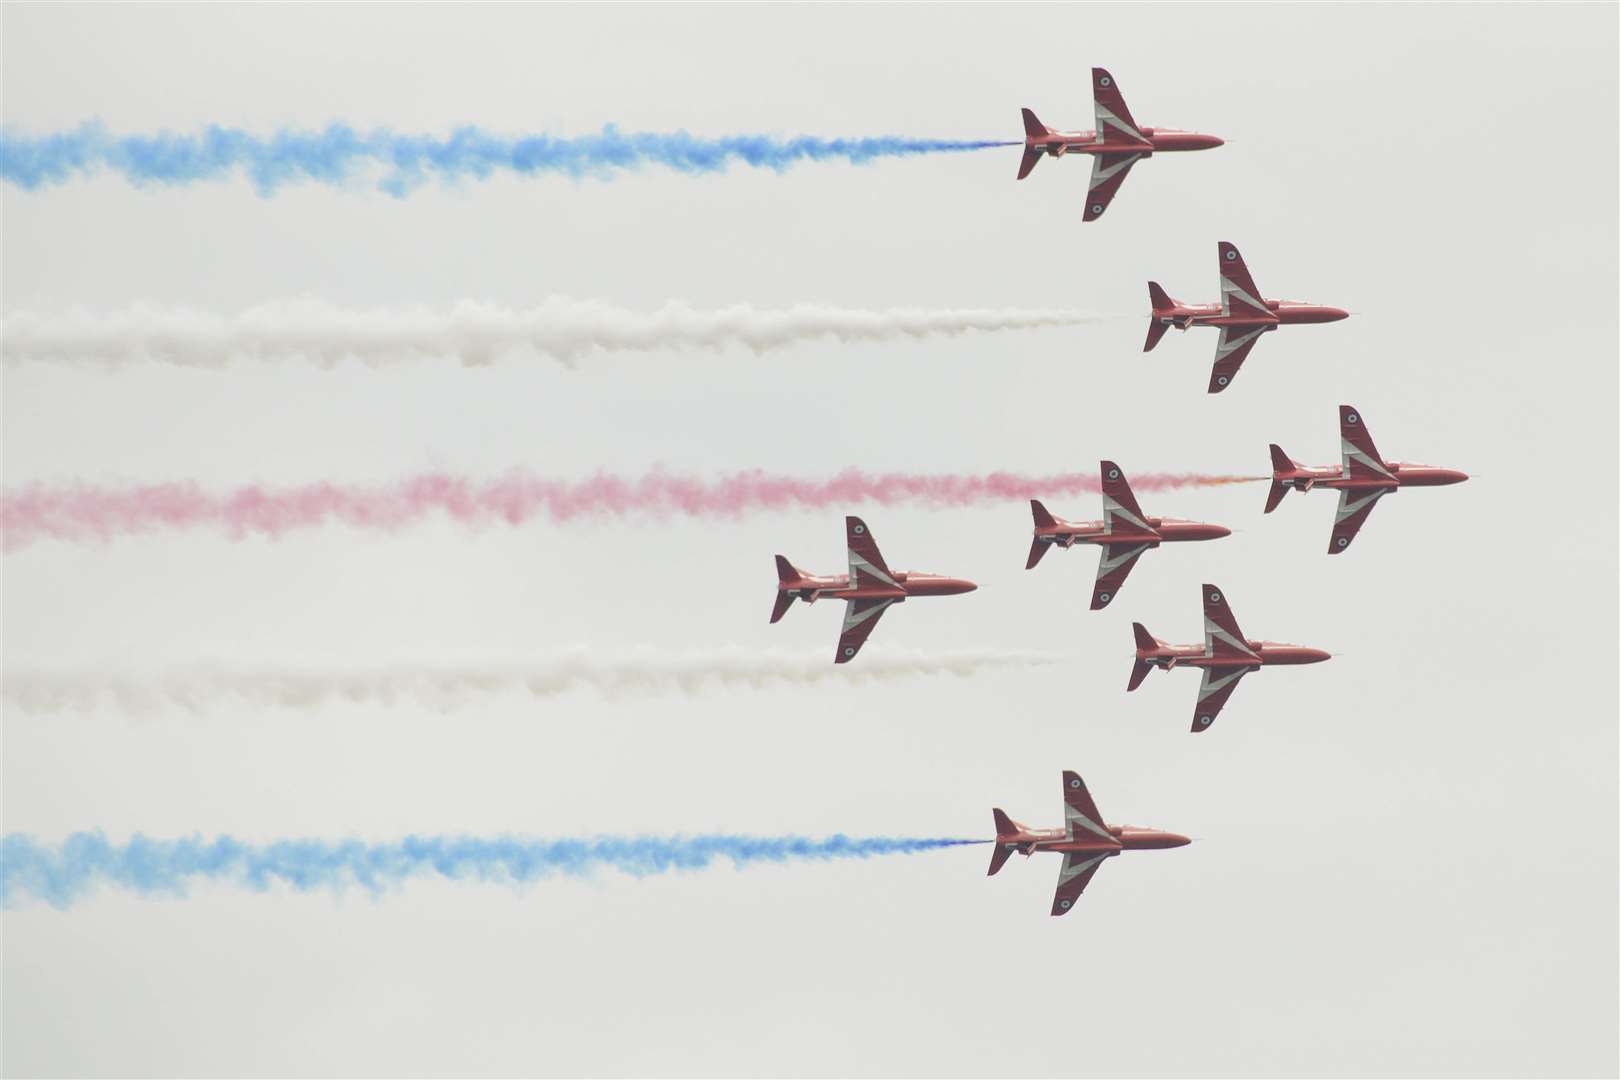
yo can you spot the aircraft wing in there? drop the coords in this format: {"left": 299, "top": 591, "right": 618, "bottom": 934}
{"left": 1082, "top": 152, "right": 1144, "bottom": 222}
{"left": 1051, "top": 850, "right": 1112, "bottom": 916}
{"left": 1192, "top": 665, "right": 1249, "bottom": 732}
{"left": 1217, "top": 241, "right": 1272, "bottom": 319}
{"left": 1339, "top": 405, "right": 1394, "bottom": 482}
{"left": 1330, "top": 487, "right": 1388, "bottom": 554}
{"left": 1201, "top": 585, "right": 1257, "bottom": 662}
{"left": 835, "top": 596, "right": 898, "bottom": 664}
{"left": 1100, "top": 461, "right": 1152, "bottom": 533}
{"left": 1208, "top": 326, "right": 1267, "bottom": 393}
{"left": 1091, "top": 67, "right": 1146, "bottom": 143}
{"left": 1091, "top": 542, "right": 1149, "bottom": 610}
{"left": 1061, "top": 771, "right": 1112, "bottom": 843}
{"left": 846, "top": 516, "right": 899, "bottom": 591}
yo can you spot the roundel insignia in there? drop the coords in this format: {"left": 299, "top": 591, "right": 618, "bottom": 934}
{"left": 1198, "top": 715, "right": 1212, "bottom": 727}
{"left": 1348, "top": 413, "right": 1359, "bottom": 424}
{"left": 1069, "top": 777, "right": 1081, "bottom": 789}
{"left": 842, "top": 646, "right": 855, "bottom": 657}
{"left": 1059, "top": 898, "right": 1072, "bottom": 909}
{"left": 1099, "top": 76, "right": 1111, "bottom": 87}
{"left": 1098, "top": 592, "right": 1111, "bottom": 604}
{"left": 1336, "top": 537, "right": 1349, "bottom": 548}
{"left": 1107, "top": 468, "right": 1119, "bottom": 480}
{"left": 1209, "top": 591, "right": 1221, "bottom": 603}
{"left": 1217, "top": 376, "right": 1229, "bottom": 386}
{"left": 853, "top": 524, "right": 864, "bottom": 535}
{"left": 1091, "top": 204, "right": 1104, "bottom": 215}
{"left": 1225, "top": 249, "right": 1237, "bottom": 260}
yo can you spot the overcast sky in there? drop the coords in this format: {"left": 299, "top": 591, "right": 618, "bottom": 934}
{"left": 3, "top": 3, "right": 1617, "bottom": 1077}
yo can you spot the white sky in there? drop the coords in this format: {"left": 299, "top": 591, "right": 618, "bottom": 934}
{"left": 3, "top": 3, "right": 1617, "bottom": 1077}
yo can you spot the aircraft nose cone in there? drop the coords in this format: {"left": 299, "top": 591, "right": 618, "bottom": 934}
{"left": 1440, "top": 469, "right": 1470, "bottom": 486}
{"left": 1303, "top": 648, "right": 1333, "bottom": 664}
{"left": 1201, "top": 134, "right": 1225, "bottom": 149}
{"left": 1164, "top": 833, "right": 1193, "bottom": 849}
{"left": 1325, "top": 306, "right": 1351, "bottom": 322}
{"left": 1205, "top": 524, "right": 1233, "bottom": 540}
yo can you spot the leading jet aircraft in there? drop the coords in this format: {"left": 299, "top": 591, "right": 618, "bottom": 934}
{"left": 1018, "top": 67, "right": 1224, "bottom": 221}
{"left": 1267, "top": 404, "right": 1469, "bottom": 554}
{"left": 988, "top": 770, "right": 1190, "bottom": 916}
{"left": 1026, "top": 460, "right": 1230, "bottom": 609}
{"left": 771, "top": 516, "right": 977, "bottom": 663}
{"left": 1146, "top": 241, "right": 1349, "bottom": 394}
{"left": 1130, "top": 584, "right": 1330, "bottom": 732}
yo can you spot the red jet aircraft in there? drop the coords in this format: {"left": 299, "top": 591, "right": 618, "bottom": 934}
{"left": 772, "top": 516, "right": 977, "bottom": 664}
{"left": 1130, "top": 584, "right": 1330, "bottom": 732}
{"left": 989, "top": 770, "right": 1190, "bottom": 916}
{"left": 1018, "top": 67, "right": 1224, "bottom": 221}
{"left": 1027, "top": 460, "right": 1230, "bottom": 609}
{"left": 1146, "top": 241, "right": 1349, "bottom": 393}
{"left": 1268, "top": 404, "right": 1469, "bottom": 554}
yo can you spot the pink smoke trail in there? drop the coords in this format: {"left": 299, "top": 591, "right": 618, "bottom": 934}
{"left": 0, "top": 468, "right": 1263, "bottom": 550}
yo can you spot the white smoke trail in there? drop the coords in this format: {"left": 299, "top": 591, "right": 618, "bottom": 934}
{"left": 2, "top": 649, "right": 1059, "bottom": 713}
{"left": 0, "top": 299, "right": 1106, "bottom": 368}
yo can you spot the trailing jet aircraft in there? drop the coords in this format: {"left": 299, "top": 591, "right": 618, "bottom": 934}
{"left": 988, "top": 770, "right": 1190, "bottom": 916}
{"left": 1018, "top": 67, "right": 1224, "bottom": 221}
{"left": 1130, "top": 584, "right": 1330, "bottom": 732}
{"left": 1268, "top": 405, "right": 1469, "bottom": 554}
{"left": 1026, "top": 460, "right": 1230, "bottom": 609}
{"left": 771, "top": 516, "right": 977, "bottom": 664}
{"left": 1146, "top": 241, "right": 1349, "bottom": 393}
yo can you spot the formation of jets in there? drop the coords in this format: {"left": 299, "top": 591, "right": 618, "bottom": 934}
{"left": 764, "top": 69, "right": 1467, "bottom": 914}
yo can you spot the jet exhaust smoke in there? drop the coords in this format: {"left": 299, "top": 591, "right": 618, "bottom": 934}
{"left": 2, "top": 831, "right": 985, "bottom": 910}
{"left": 0, "top": 122, "right": 1017, "bottom": 196}
{"left": 1, "top": 469, "right": 1262, "bottom": 550}
{"left": 1, "top": 650, "right": 1061, "bottom": 713}
{"left": 0, "top": 299, "right": 1103, "bottom": 368}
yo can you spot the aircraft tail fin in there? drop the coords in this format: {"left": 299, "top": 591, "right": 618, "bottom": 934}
{"left": 993, "top": 807, "right": 1019, "bottom": 839}
{"left": 1017, "top": 147, "right": 1042, "bottom": 180}
{"left": 1145, "top": 283, "right": 1176, "bottom": 352}
{"left": 987, "top": 842, "right": 1015, "bottom": 876}
{"left": 1027, "top": 501, "right": 1056, "bottom": 569}
{"left": 1021, "top": 108, "right": 1049, "bottom": 138}
{"left": 1265, "top": 444, "right": 1295, "bottom": 513}
{"left": 990, "top": 807, "right": 1022, "bottom": 873}
{"left": 1129, "top": 621, "right": 1162, "bottom": 691}
{"left": 771, "top": 556, "right": 803, "bottom": 623}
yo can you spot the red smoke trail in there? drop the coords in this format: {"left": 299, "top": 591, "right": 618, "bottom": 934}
{"left": 0, "top": 469, "right": 1263, "bottom": 550}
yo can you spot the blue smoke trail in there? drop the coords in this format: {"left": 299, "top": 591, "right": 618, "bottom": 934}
{"left": 2, "top": 831, "right": 984, "bottom": 909}
{"left": 0, "top": 122, "right": 1017, "bottom": 197}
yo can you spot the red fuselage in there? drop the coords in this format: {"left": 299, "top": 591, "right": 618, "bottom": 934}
{"left": 1033, "top": 513, "right": 1230, "bottom": 551}
{"left": 1027, "top": 127, "right": 1224, "bottom": 160}
{"left": 999, "top": 824, "right": 1191, "bottom": 858}
{"left": 1277, "top": 461, "right": 1470, "bottom": 495}
{"left": 1155, "top": 298, "right": 1350, "bottom": 333}
{"left": 1139, "top": 641, "right": 1332, "bottom": 671}
{"left": 782, "top": 570, "right": 977, "bottom": 606}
